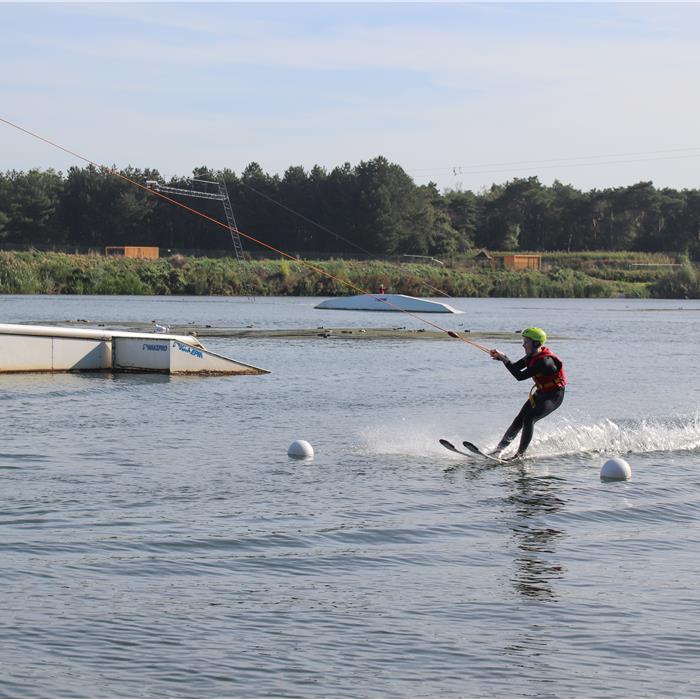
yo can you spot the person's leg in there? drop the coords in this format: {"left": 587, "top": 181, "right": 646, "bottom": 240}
{"left": 492, "top": 400, "right": 531, "bottom": 455}
{"left": 514, "top": 390, "right": 565, "bottom": 456}
{"left": 515, "top": 411, "right": 537, "bottom": 456}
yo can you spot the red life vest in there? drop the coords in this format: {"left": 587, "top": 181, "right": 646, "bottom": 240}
{"left": 527, "top": 346, "right": 566, "bottom": 393}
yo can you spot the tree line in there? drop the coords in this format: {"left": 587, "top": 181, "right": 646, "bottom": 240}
{"left": 1, "top": 157, "right": 699, "bottom": 258}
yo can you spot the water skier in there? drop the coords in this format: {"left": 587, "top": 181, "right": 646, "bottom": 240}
{"left": 489, "top": 327, "right": 566, "bottom": 459}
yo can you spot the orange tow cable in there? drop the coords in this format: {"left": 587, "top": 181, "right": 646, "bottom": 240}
{"left": 0, "top": 116, "right": 491, "bottom": 354}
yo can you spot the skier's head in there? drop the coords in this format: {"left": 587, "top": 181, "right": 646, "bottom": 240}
{"left": 521, "top": 327, "right": 547, "bottom": 345}
{"left": 521, "top": 327, "right": 546, "bottom": 355}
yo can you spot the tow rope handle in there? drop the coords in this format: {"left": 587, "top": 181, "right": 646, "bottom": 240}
{"left": 447, "top": 330, "right": 491, "bottom": 354}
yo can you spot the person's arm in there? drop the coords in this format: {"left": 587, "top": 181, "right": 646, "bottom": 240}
{"left": 503, "top": 356, "right": 530, "bottom": 380}
{"left": 490, "top": 349, "right": 528, "bottom": 373}
{"left": 504, "top": 355, "right": 558, "bottom": 381}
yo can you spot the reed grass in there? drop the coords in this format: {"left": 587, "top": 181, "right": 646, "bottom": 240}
{"left": 0, "top": 251, "right": 695, "bottom": 298}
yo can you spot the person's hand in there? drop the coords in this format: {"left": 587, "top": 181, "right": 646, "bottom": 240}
{"left": 490, "top": 349, "right": 508, "bottom": 362}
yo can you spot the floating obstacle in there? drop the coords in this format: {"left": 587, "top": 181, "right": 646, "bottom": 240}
{"left": 0, "top": 324, "right": 268, "bottom": 376}
{"left": 315, "top": 293, "right": 463, "bottom": 314}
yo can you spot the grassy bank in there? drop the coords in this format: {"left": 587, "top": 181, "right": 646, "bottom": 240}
{"left": 0, "top": 250, "right": 697, "bottom": 298}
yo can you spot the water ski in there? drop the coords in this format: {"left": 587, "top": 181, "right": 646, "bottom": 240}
{"left": 440, "top": 439, "right": 522, "bottom": 464}
{"left": 462, "top": 441, "right": 524, "bottom": 464}
{"left": 439, "top": 439, "right": 473, "bottom": 457}
{"left": 460, "top": 441, "right": 508, "bottom": 464}
{"left": 439, "top": 439, "right": 505, "bottom": 463}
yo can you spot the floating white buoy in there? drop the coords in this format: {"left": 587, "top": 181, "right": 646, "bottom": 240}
{"left": 288, "top": 439, "right": 314, "bottom": 460}
{"left": 600, "top": 457, "right": 632, "bottom": 481}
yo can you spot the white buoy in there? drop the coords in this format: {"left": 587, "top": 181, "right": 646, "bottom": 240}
{"left": 600, "top": 457, "right": 632, "bottom": 481}
{"left": 288, "top": 439, "right": 314, "bottom": 460}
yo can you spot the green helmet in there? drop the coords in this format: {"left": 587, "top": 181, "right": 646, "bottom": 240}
{"left": 522, "top": 327, "right": 547, "bottom": 344}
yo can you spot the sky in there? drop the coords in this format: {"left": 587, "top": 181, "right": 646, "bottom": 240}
{"left": 2, "top": 1, "right": 700, "bottom": 194}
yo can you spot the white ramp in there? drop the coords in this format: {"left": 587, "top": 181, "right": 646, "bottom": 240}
{"left": 0, "top": 324, "right": 269, "bottom": 376}
{"left": 315, "top": 293, "right": 463, "bottom": 313}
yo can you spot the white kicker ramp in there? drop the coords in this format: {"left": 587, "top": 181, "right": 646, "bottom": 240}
{"left": 0, "top": 324, "right": 268, "bottom": 375}
{"left": 315, "top": 293, "right": 463, "bottom": 313}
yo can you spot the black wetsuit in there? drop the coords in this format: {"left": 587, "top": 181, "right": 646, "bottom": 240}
{"left": 495, "top": 354, "right": 565, "bottom": 456}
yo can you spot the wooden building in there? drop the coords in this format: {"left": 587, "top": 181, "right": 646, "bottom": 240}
{"left": 501, "top": 254, "right": 541, "bottom": 271}
{"left": 105, "top": 246, "right": 159, "bottom": 259}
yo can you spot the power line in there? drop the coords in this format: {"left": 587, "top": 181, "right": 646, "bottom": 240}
{"left": 410, "top": 146, "right": 700, "bottom": 177}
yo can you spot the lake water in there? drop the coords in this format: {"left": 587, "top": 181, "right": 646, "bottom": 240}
{"left": 1, "top": 294, "right": 699, "bottom": 698}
